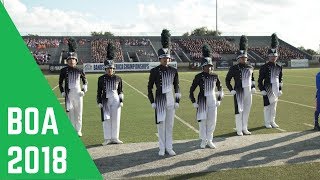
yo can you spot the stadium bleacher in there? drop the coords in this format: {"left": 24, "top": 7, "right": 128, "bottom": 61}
{"left": 22, "top": 36, "right": 311, "bottom": 65}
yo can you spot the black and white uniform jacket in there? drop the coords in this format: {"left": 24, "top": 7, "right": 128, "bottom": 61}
{"left": 97, "top": 74, "right": 123, "bottom": 121}
{"left": 258, "top": 62, "right": 283, "bottom": 106}
{"left": 190, "top": 72, "right": 222, "bottom": 121}
{"left": 147, "top": 65, "right": 180, "bottom": 124}
{"left": 59, "top": 66, "right": 87, "bottom": 111}
{"left": 226, "top": 63, "right": 255, "bottom": 114}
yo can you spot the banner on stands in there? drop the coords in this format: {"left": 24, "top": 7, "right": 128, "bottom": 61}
{"left": 83, "top": 62, "right": 177, "bottom": 73}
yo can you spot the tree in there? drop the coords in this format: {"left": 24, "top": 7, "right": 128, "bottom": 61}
{"left": 91, "top": 31, "right": 114, "bottom": 36}
{"left": 298, "top": 46, "right": 318, "bottom": 55}
{"left": 182, "top": 32, "right": 189, "bottom": 37}
{"left": 103, "top": 31, "right": 114, "bottom": 36}
{"left": 182, "top": 27, "right": 222, "bottom": 36}
{"left": 306, "top": 49, "right": 318, "bottom": 55}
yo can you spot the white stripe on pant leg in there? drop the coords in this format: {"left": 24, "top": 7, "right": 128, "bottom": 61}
{"left": 206, "top": 107, "right": 217, "bottom": 141}
{"left": 110, "top": 105, "right": 121, "bottom": 140}
{"left": 165, "top": 107, "right": 174, "bottom": 150}
{"left": 264, "top": 106, "right": 270, "bottom": 126}
{"left": 74, "top": 96, "right": 83, "bottom": 133}
{"left": 270, "top": 101, "right": 278, "bottom": 124}
{"left": 157, "top": 122, "right": 165, "bottom": 150}
{"left": 103, "top": 121, "right": 112, "bottom": 140}
{"left": 242, "top": 88, "right": 252, "bottom": 131}
{"left": 235, "top": 114, "right": 242, "bottom": 134}
{"left": 199, "top": 120, "right": 206, "bottom": 140}
{"left": 68, "top": 102, "right": 77, "bottom": 130}
{"left": 68, "top": 90, "right": 82, "bottom": 133}
{"left": 116, "top": 107, "right": 121, "bottom": 139}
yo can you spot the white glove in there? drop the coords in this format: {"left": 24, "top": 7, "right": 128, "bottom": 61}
{"left": 278, "top": 91, "right": 283, "bottom": 97}
{"left": 251, "top": 88, "right": 256, "bottom": 94}
{"left": 175, "top": 93, "right": 181, "bottom": 99}
{"left": 174, "top": 103, "right": 179, "bottom": 109}
{"left": 98, "top": 103, "right": 103, "bottom": 108}
{"left": 83, "top": 84, "right": 88, "bottom": 93}
{"left": 218, "top": 91, "right": 224, "bottom": 98}
{"left": 230, "top": 90, "right": 236, "bottom": 95}
{"left": 119, "top": 102, "right": 123, "bottom": 107}
{"left": 151, "top": 103, "right": 156, "bottom": 109}
{"left": 119, "top": 93, "right": 124, "bottom": 100}
{"left": 193, "top": 103, "right": 199, "bottom": 108}
{"left": 216, "top": 101, "right": 221, "bottom": 107}
{"left": 261, "top": 90, "right": 267, "bottom": 96}
{"left": 79, "top": 91, "right": 85, "bottom": 97}
{"left": 61, "top": 92, "right": 65, "bottom": 97}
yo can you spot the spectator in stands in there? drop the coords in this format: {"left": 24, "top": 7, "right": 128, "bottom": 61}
{"left": 91, "top": 38, "right": 124, "bottom": 63}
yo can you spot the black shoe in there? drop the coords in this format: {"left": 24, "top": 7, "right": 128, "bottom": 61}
{"left": 313, "top": 125, "right": 320, "bottom": 131}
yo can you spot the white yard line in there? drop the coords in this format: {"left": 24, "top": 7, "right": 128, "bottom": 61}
{"left": 285, "top": 83, "right": 315, "bottom": 88}
{"left": 181, "top": 78, "right": 315, "bottom": 88}
{"left": 303, "top": 123, "right": 314, "bottom": 128}
{"left": 252, "top": 94, "right": 314, "bottom": 109}
{"left": 276, "top": 128, "right": 286, "bottom": 132}
{"left": 182, "top": 78, "right": 314, "bottom": 109}
{"left": 155, "top": 133, "right": 159, "bottom": 137}
{"left": 52, "top": 84, "right": 59, "bottom": 90}
{"left": 285, "top": 75, "right": 314, "bottom": 79}
{"left": 180, "top": 78, "right": 192, "bottom": 83}
{"left": 123, "top": 80, "right": 199, "bottom": 134}
{"left": 277, "top": 99, "right": 314, "bottom": 109}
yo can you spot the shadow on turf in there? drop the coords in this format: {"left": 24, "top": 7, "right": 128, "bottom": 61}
{"left": 86, "top": 144, "right": 103, "bottom": 149}
{"left": 94, "top": 140, "right": 204, "bottom": 175}
{"left": 216, "top": 126, "right": 266, "bottom": 137}
{"left": 122, "top": 131, "right": 320, "bottom": 179}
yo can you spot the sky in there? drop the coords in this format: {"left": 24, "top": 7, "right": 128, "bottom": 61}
{"left": 2, "top": 0, "right": 320, "bottom": 51}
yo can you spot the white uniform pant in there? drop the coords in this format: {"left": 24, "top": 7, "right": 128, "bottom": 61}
{"left": 102, "top": 97, "right": 121, "bottom": 140}
{"left": 235, "top": 87, "right": 252, "bottom": 133}
{"left": 199, "top": 107, "right": 217, "bottom": 141}
{"left": 67, "top": 89, "right": 83, "bottom": 133}
{"left": 157, "top": 106, "right": 175, "bottom": 151}
{"left": 264, "top": 101, "right": 278, "bottom": 126}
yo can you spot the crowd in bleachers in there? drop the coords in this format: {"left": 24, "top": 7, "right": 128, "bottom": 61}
{"left": 250, "top": 46, "right": 305, "bottom": 61}
{"left": 31, "top": 51, "right": 50, "bottom": 65}
{"left": 24, "top": 38, "right": 60, "bottom": 49}
{"left": 122, "top": 38, "right": 150, "bottom": 46}
{"left": 136, "top": 49, "right": 155, "bottom": 57}
{"left": 61, "top": 37, "right": 89, "bottom": 46}
{"left": 176, "top": 38, "right": 236, "bottom": 61}
{"left": 22, "top": 36, "right": 308, "bottom": 64}
{"left": 91, "top": 38, "right": 124, "bottom": 63}
{"left": 171, "top": 42, "right": 183, "bottom": 51}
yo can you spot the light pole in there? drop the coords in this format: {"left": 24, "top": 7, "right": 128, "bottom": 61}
{"left": 216, "top": 0, "right": 218, "bottom": 34}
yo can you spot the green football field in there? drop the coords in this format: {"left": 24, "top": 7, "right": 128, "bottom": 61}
{"left": 45, "top": 68, "right": 319, "bottom": 179}
{"left": 45, "top": 68, "right": 317, "bottom": 147}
